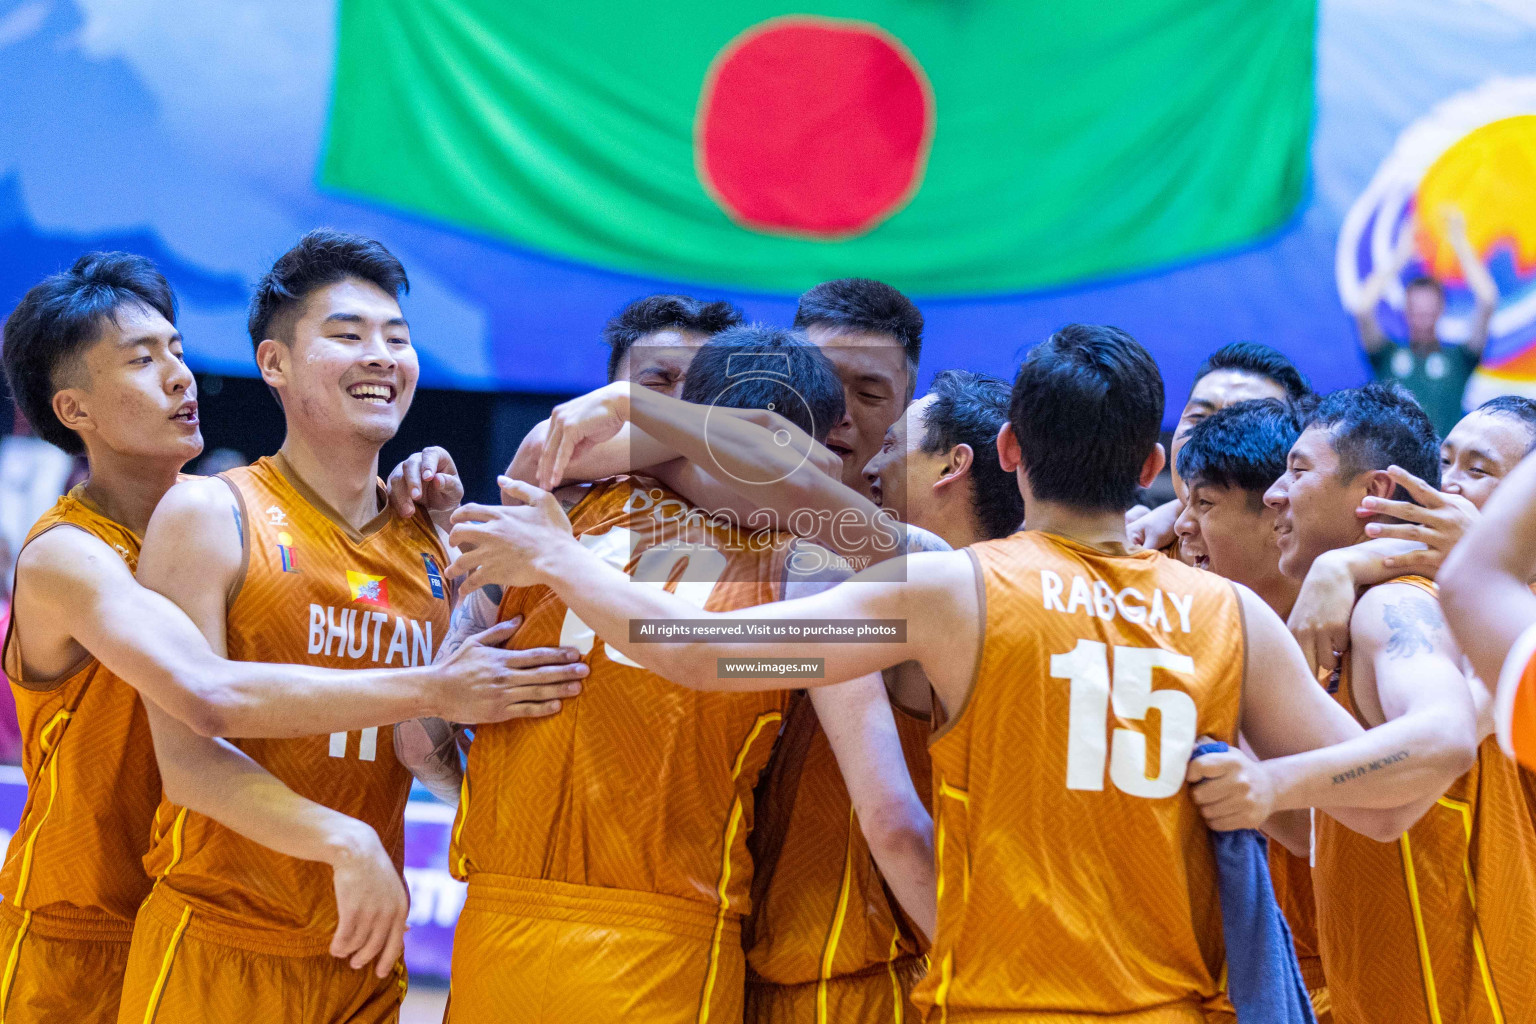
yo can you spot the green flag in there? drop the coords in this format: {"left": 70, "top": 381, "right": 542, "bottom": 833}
{"left": 322, "top": 0, "right": 1314, "bottom": 295}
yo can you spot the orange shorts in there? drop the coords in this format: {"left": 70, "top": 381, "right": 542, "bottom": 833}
{"left": 0, "top": 900, "right": 133, "bottom": 1023}
{"left": 116, "top": 887, "right": 405, "bottom": 1024}
{"left": 745, "top": 955, "right": 926, "bottom": 1024}
{"left": 446, "top": 873, "right": 742, "bottom": 1024}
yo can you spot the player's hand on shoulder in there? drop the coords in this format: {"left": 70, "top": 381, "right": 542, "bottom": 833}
{"left": 446, "top": 477, "right": 576, "bottom": 591}
{"left": 387, "top": 446, "right": 463, "bottom": 520}
{"left": 429, "top": 615, "right": 587, "bottom": 724}
{"left": 539, "top": 381, "right": 634, "bottom": 490}
{"left": 1185, "top": 740, "right": 1276, "bottom": 832}
{"left": 324, "top": 817, "right": 409, "bottom": 979}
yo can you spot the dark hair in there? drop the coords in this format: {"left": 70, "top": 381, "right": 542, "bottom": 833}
{"left": 680, "top": 325, "right": 845, "bottom": 444}
{"left": 794, "top": 278, "right": 923, "bottom": 390}
{"left": 1307, "top": 381, "right": 1441, "bottom": 496}
{"left": 247, "top": 229, "right": 408, "bottom": 351}
{"left": 603, "top": 294, "right": 743, "bottom": 382}
{"left": 1473, "top": 395, "right": 1536, "bottom": 453}
{"left": 1008, "top": 324, "right": 1163, "bottom": 513}
{"left": 1193, "top": 342, "right": 1311, "bottom": 402}
{"left": 1177, "top": 399, "right": 1302, "bottom": 506}
{"left": 1405, "top": 275, "right": 1444, "bottom": 300}
{"left": 920, "top": 370, "right": 1024, "bottom": 539}
{"left": 2, "top": 252, "right": 177, "bottom": 455}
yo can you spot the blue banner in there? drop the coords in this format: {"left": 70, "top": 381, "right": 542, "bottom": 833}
{"left": 1, "top": 0, "right": 1533, "bottom": 425}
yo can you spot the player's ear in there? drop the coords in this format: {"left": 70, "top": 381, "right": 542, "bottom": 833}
{"left": 1362, "top": 469, "right": 1396, "bottom": 501}
{"left": 1138, "top": 443, "right": 1167, "bottom": 488}
{"left": 51, "top": 386, "right": 93, "bottom": 439}
{"left": 936, "top": 443, "right": 974, "bottom": 491}
{"left": 255, "top": 338, "right": 288, "bottom": 389}
{"left": 996, "top": 422, "right": 1021, "bottom": 472}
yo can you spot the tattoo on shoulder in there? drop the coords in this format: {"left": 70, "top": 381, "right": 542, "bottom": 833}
{"left": 1382, "top": 595, "right": 1445, "bottom": 659}
{"left": 231, "top": 502, "right": 243, "bottom": 548}
{"left": 904, "top": 525, "right": 953, "bottom": 554}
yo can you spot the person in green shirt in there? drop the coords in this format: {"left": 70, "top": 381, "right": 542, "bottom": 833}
{"left": 1351, "top": 206, "right": 1499, "bottom": 437}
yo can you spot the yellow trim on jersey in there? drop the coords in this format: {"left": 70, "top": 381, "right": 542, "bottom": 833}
{"left": 14, "top": 710, "right": 73, "bottom": 904}
{"left": 697, "top": 709, "right": 782, "bottom": 1024}
{"left": 143, "top": 904, "right": 192, "bottom": 1024}
{"left": 936, "top": 781, "right": 970, "bottom": 904}
{"left": 453, "top": 772, "right": 471, "bottom": 878}
{"left": 1437, "top": 796, "right": 1506, "bottom": 1024}
{"left": 886, "top": 928, "right": 904, "bottom": 1024}
{"left": 0, "top": 909, "right": 32, "bottom": 1023}
{"left": 934, "top": 951, "right": 954, "bottom": 1024}
{"left": 1399, "top": 832, "right": 1443, "bottom": 1024}
{"left": 157, "top": 808, "right": 190, "bottom": 881}
{"left": 816, "top": 805, "right": 859, "bottom": 1024}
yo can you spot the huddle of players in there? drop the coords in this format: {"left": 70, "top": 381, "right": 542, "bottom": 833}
{"left": 0, "top": 227, "right": 1533, "bottom": 1024}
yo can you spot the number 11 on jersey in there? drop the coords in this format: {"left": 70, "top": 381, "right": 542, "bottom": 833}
{"left": 1052, "top": 639, "right": 1197, "bottom": 799}
{"left": 329, "top": 728, "right": 378, "bottom": 761}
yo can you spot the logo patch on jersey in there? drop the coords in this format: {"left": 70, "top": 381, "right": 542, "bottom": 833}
{"left": 347, "top": 569, "right": 390, "bottom": 608}
{"left": 267, "top": 505, "right": 288, "bottom": 526}
{"left": 421, "top": 552, "right": 445, "bottom": 599}
{"left": 277, "top": 531, "right": 300, "bottom": 573}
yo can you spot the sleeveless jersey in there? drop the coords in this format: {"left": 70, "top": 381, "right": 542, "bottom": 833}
{"left": 911, "top": 531, "right": 1245, "bottom": 1020}
{"left": 745, "top": 701, "right": 930, "bottom": 989}
{"left": 1314, "top": 576, "right": 1536, "bottom": 1024}
{"left": 1265, "top": 666, "right": 1333, "bottom": 993}
{"left": 1496, "top": 619, "right": 1536, "bottom": 775}
{"left": 141, "top": 455, "right": 449, "bottom": 943}
{"left": 450, "top": 476, "right": 790, "bottom": 916}
{"left": 0, "top": 488, "right": 159, "bottom": 933}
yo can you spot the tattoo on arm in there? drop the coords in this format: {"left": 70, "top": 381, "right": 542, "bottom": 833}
{"left": 1331, "top": 749, "right": 1410, "bottom": 785}
{"left": 1383, "top": 595, "right": 1445, "bottom": 659}
{"left": 904, "top": 525, "right": 954, "bottom": 555}
{"left": 435, "top": 586, "right": 506, "bottom": 663}
{"left": 231, "top": 503, "right": 243, "bottom": 549}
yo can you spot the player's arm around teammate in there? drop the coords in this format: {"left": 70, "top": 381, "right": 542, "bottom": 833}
{"left": 781, "top": 543, "right": 937, "bottom": 938}
{"left": 452, "top": 473, "right": 1472, "bottom": 842}
{"left": 1188, "top": 580, "right": 1480, "bottom": 839}
{"left": 521, "top": 381, "right": 896, "bottom": 558}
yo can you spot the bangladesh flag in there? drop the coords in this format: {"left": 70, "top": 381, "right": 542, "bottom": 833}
{"left": 322, "top": 0, "right": 1315, "bottom": 295}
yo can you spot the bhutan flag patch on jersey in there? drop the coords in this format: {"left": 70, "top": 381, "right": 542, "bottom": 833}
{"left": 346, "top": 570, "right": 390, "bottom": 608}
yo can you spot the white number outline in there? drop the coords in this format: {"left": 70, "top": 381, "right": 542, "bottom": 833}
{"left": 1051, "top": 639, "right": 1197, "bottom": 798}
{"left": 558, "top": 527, "right": 730, "bottom": 669}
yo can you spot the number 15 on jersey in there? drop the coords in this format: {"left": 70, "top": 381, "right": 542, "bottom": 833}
{"left": 1052, "top": 640, "right": 1198, "bottom": 799}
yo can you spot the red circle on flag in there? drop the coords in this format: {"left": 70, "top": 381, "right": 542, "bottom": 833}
{"left": 697, "top": 17, "right": 934, "bottom": 239}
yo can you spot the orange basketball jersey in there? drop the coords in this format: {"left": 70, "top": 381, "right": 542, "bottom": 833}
{"left": 0, "top": 487, "right": 159, "bottom": 934}
{"left": 1314, "top": 575, "right": 1536, "bottom": 1024}
{"left": 912, "top": 531, "right": 1245, "bottom": 1021}
{"left": 1496, "top": 619, "right": 1536, "bottom": 775}
{"left": 1265, "top": 667, "right": 1334, "bottom": 995}
{"left": 141, "top": 454, "right": 449, "bottom": 945}
{"left": 744, "top": 699, "right": 931, "bottom": 994}
{"left": 451, "top": 475, "right": 790, "bottom": 921}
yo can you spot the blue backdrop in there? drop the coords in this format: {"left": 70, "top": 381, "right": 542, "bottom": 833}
{"left": 2, "top": 0, "right": 1534, "bottom": 426}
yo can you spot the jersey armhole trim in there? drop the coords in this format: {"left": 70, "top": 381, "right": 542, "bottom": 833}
{"left": 1494, "top": 621, "right": 1536, "bottom": 761}
{"left": 4, "top": 523, "right": 101, "bottom": 692}
{"left": 216, "top": 473, "right": 251, "bottom": 608}
{"left": 929, "top": 547, "right": 987, "bottom": 746}
{"left": 1229, "top": 577, "right": 1248, "bottom": 737}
